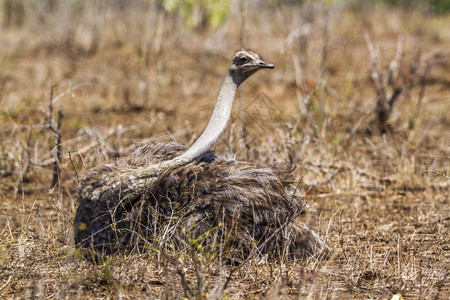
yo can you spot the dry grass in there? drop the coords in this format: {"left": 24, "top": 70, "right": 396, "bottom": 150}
{"left": 0, "top": 1, "right": 449, "bottom": 298}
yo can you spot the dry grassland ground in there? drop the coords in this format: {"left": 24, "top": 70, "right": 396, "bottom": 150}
{"left": 0, "top": 2, "right": 449, "bottom": 299}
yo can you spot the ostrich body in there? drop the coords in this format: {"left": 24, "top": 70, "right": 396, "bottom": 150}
{"left": 74, "top": 51, "right": 327, "bottom": 259}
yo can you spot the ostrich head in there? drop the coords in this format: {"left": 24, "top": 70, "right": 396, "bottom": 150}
{"left": 229, "top": 50, "right": 274, "bottom": 86}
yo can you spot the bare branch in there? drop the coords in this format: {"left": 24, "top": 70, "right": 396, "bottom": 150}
{"left": 388, "top": 36, "right": 404, "bottom": 85}
{"left": 51, "top": 106, "right": 63, "bottom": 188}
{"left": 364, "top": 32, "right": 384, "bottom": 98}
{"left": 51, "top": 81, "right": 94, "bottom": 105}
{"left": 283, "top": 23, "right": 314, "bottom": 52}
{"left": 387, "top": 86, "right": 403, "bottom": 110}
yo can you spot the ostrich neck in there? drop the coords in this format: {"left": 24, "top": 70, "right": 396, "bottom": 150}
{"left": 177, "top": 72, "right": 238, "bottom": 162}
{"left": 135, "top": 72, "right": 238, "bottom": 179}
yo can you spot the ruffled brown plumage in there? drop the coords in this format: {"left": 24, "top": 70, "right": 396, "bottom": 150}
{"left": 74, "top": 142, "right": 328, "bottom": 260}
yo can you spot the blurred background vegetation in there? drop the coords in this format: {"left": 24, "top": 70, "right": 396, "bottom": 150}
{"left": 2, "top": 0, "right": 450, "bottom": 30}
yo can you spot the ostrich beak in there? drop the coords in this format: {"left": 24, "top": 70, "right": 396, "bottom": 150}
{"left": 257, "top": 60, "right": 275, "bottom": 69}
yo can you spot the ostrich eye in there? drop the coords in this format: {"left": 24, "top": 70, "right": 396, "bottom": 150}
{"left": 239, "top": 57, "right": 249, "bottom": 63}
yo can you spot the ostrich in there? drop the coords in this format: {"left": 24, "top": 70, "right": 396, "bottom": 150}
{"left": 74, "top": 50, "right": 328, "bottom": 260}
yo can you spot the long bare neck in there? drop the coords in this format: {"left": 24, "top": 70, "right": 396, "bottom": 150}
{"left": 135, "top": 72, "right": 238, "bottom": 179}
{"left": 177, "top": 72, "right": 237, "bottom": 162}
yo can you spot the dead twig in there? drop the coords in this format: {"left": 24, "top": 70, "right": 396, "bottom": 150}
{"left": 51, "top": 81, "right": 94, "bottom": 105}
{"left": 422, "top": 170, "right": 450, "bottom": 181}
{"left": 48, "top": 85, "right": 63, "bottom": 188}
{"left": 303, "top": 160, "right": 395, "bottom": 184}
{"left": 0, "top": 276, "right": 12, "bottom": 292}
{"left": 63, "top": 145, "right": 79, "bottom": 183}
